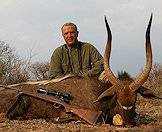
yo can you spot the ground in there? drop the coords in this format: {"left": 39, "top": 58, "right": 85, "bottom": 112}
{"left": 0, "top": 94, "right": 162, "bottom": 132}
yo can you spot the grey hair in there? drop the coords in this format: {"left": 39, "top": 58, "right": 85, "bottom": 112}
{"left": 61, "top": 22, "right": 78, "bottom": 32}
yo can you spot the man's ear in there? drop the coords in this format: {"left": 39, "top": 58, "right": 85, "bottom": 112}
{"left": 77, "top": 31, "right": 79, "bottom": 37}
{"left": 137, "top": 86, "right": 162, "bottom": 99}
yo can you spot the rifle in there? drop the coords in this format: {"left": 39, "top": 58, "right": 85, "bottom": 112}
{"left": 1, "top": 85, "right": 102, "bottom": 124}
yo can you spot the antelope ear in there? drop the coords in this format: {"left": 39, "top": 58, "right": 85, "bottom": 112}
{"left": 94, "top": 85, "right": 118, "bottom": 102}
{"left": 138, "top": 86, "right": 162, "bottom": 99}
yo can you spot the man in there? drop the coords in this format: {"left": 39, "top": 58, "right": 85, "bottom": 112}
{"left": 48, "top": 22, "right": 103, "bottom": 79}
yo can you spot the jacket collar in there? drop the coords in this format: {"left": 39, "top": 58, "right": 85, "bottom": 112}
{"left": 65, "top": 41, "right": 80, "bottom": 50}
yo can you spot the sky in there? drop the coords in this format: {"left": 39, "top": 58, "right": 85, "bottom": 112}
{"left": 0, "top": 0, "right": 162, "bottom": 76}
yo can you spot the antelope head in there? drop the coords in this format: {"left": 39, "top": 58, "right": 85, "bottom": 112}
{"left": 96, "top": 14, "right": 159, "bottom": 125}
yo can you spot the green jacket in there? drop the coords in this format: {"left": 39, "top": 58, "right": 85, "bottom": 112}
{"left": 48, "top": 41, "right": 103, "bottom": 79}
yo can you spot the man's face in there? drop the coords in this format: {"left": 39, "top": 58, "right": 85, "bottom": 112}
{"left": 62, "top": 25, "right": 78, "bottom": 48}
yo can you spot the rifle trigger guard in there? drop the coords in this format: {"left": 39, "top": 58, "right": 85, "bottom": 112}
{"left": 53, "top": 103, "right": 61, "bottom": 109}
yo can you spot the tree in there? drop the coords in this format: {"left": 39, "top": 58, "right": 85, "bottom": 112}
{"left": 29, "top": 62, "right": 49, "bottom": 81}
{"left": 0, "top": 41, "right": 30, "bottom": 85}
{"left": 145, "top": 63, "right": 162, "bottom": 95}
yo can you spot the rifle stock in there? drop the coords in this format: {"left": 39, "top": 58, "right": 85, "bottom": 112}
{"left": 65, "top": 106, "right": 102, "bottom": 124}
{"left": 18, "top": 90, "right": 102, "bottom": 124}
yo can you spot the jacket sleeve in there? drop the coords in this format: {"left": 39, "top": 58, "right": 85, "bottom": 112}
{"left": 48, "top": 47, "right": 64, "bottom": 79}
{"left": 84, "top": 45, "right": 104, "bottom": 77}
